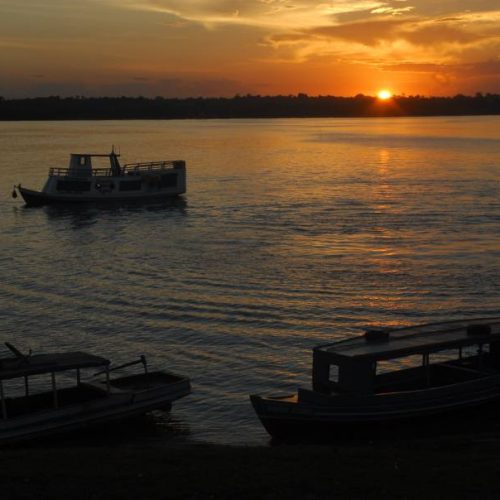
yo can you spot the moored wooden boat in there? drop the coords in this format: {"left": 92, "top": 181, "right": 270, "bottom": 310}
{"left": 250, "top": 317, "right": 500, "bottom": 440}
{"left": 13, "top": 149, "right": 186, "bottom": 206}
{"left": 0, "top": 343, "right": 191, "bottom": 444}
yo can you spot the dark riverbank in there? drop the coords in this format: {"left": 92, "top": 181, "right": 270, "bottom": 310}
{"left": 1, "top": 94, "right": 499, "bottom": 120}
{"left": 3, "top": 433, "right": 500, "bottom": 499}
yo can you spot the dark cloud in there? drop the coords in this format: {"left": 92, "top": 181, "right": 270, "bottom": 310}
{"left": 382, "top": 63, "right": 445, "bottom": 72}
{"left": 384, "top": 60, "right": 500, "bottom": 76}
{"left": 268, "top": 18, "right": 407, "bottom": 46}
{"left": 310, "top": 19, "right": 407, "bottom": 45}
{"left": 408, "top": 0, "right": 499, "bottom": 15}
{"left": 154, "top": 77, "right": 244, "bottom": 97}
{"left": 471, "top": 60, "right": 500, "bottom": 75}
{"left": 403, "top": 23, "right": 481, "bottom": 45}
{"left": 268, "top": 15, "right": 491, "bottom": 48}
{"left": 379, "top": 58, "right": 500, "bottom": 94}
{"left": 0, "top": 76, "right": 245, "bottom": 98}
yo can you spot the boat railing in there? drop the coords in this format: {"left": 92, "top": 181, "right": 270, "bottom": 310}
{"left": 48, "top": 160, "right": 184, "bottom": 178}
{"left": 122, "top": 160, "right": 184, "bottom": 174}
{"left": 93, "top": 355, "right": 148, "bottom": 377}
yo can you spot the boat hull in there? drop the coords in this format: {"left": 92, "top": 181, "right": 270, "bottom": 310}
{"left": 0, "top": 373, "right": 190, "bottom": 445}
{"left": 250, "top": 376, "right": 500, "bottom": 441}
{"left": 18, "top": 186, "right": 184, "bottom": 207}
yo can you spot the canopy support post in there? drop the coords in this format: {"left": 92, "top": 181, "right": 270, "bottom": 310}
{"left": 0, "top": 380, "right": 7, "bottom": 420}
{"left": 423, "top": 353, "right": 430, "bottom": 386}
{"left": 141, "top": 355, "right": 148, "bottom": 375}
{"left": 106, "top": 367, "right": 110, "bottom": 394}
{"left": 51, "top": 372, "right": 58, "bottom": 409}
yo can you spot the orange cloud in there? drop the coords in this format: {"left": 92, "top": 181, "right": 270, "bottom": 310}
{"left": 0, "top": 0, "right": 499, "bottom": 97}
{"left": 265, "top": 12, "right": 500, "bottom": 70}
{"left": 268, "top": 15, "right": 494, "bottom": 47}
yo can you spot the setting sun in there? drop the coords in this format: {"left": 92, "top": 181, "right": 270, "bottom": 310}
{"left": 377, "top": 90, "right": 393, "bottom": 100}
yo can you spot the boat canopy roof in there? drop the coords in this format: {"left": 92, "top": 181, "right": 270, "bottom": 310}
{"left": 0, "top": 352, "right": 110, "bottom": 381}
{"left": 70, "top": 153, "right": 120, "bottom": 158}
{"left": 315, "top": 318, "right": 500, "bottom": 364}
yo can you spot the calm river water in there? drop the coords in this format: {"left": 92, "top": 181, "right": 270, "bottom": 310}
{"left": 1, "top": 116, "right": 499, "bottom": 444}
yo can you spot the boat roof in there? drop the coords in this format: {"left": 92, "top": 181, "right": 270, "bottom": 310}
{"left": 315, "top": 317, "right": 500, "bottom": 364}
{"left": 0, "top": 352, "right": 110, "bottom": 381}
{"left": 70, "top": 153, "right": 119, "bottom": 157}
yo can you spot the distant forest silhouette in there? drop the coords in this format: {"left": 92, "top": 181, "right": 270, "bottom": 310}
{"left": 0, "top": 94, "right": 499, "bottom": 120}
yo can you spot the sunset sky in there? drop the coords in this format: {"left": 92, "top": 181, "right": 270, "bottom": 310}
{"left": 1, "top": 0, "right": 499, "bottom": 98}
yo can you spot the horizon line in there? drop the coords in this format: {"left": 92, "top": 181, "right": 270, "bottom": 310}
{"left": 2, "top": 93, "right": 499, "bottom": 101}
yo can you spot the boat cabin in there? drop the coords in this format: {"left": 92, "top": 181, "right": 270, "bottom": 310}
{"left": 312, "top": 319, "right": 500, "bottom": 395}
{"left": 0, "top": 345, "right": 111, "bottom": 420}
{"left": 66, "top": 152, "right": 122, "bottom": 177}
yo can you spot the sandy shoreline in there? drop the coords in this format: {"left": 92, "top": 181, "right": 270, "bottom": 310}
{"left": 3, "top": 432, "right": 500, "bottom": 499}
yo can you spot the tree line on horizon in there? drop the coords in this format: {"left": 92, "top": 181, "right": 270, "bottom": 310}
{"left": 0, "top": 93, "right": 499, "bottom": 120}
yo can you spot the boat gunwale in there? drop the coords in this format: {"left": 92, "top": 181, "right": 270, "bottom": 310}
{"left": 17, "top": 185, "right": 185, "bottom": 206}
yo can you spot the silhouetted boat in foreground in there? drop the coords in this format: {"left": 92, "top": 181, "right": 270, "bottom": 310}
{"left": 13, "top": 149, "right": 186, "bottom": 206}
{"left": 251, "top": 318, "right": 500, "bottom": 441}
{"left": 0, "top": 343, "right": 191, "bottom": 444}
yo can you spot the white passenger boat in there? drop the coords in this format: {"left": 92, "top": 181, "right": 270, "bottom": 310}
{"left": 251, "top": 318, "right": 500, "bottom": 441}
{"left": 13, "top": 149, "right": 186, "bottom": 206}
{"left": 0, "top": 343, "right": 191, "bottom": 445}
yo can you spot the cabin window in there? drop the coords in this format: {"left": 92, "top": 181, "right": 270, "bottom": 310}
{"left": 458, "top": 343, "right": 490, "bottom": 368}
{"left": 56, "top": 180, "right": 91, "bottom": 192}
{"left": 377, "top": 354, "right": 423, "bottom": 374}
{"left": 119, "top": 180, "right": 142, "bottom": 191}
{"left": 329, "top": 364, "right": 339, "bottom": 384}
{"left": 429, "top": 349, "right": 460, "bottom": 364}
{"left": 80, "top": 156, "right": 87, "bottom": 166}
{"left": 160, "top": 173, "right": 178, "bottom": 187}
{"left": 473, "top": 343, "right": 490, "bottom": 354}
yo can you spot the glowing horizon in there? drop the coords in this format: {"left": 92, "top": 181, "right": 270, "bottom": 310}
{"left": 0, "top": 1, "right": 499, "bottom": 98}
